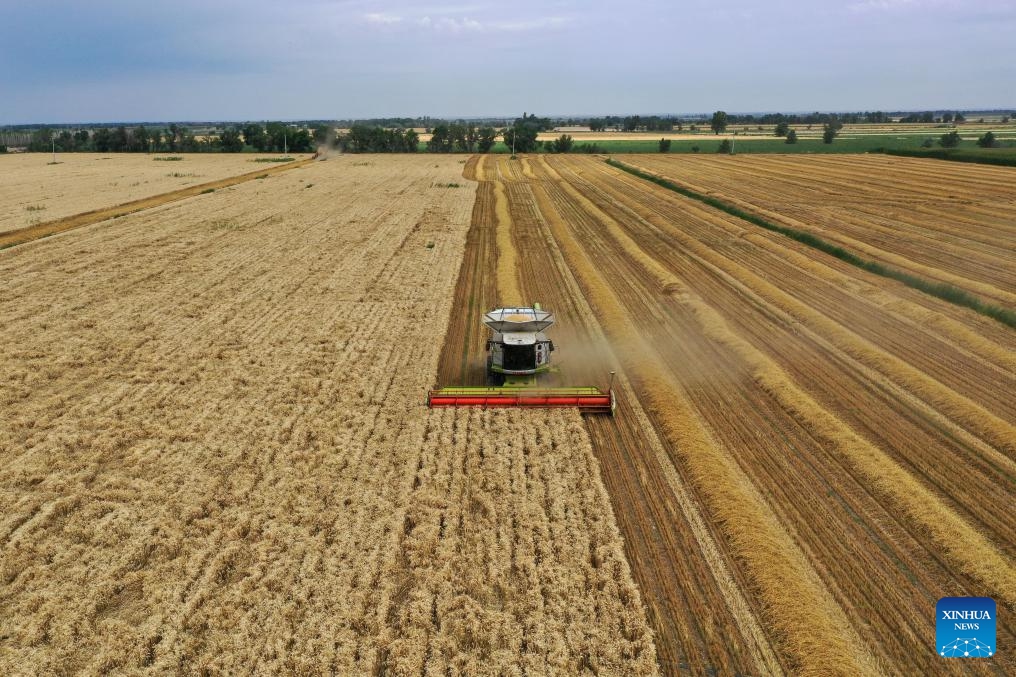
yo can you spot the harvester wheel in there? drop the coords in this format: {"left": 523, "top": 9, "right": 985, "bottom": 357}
{"left": 486, "top": 366, "right": 505, "bottom": 387}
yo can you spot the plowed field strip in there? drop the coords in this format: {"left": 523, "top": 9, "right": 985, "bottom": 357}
{"left": 705, "top": 157, "right": 1014, "bottom": 237}
{"left": 0, "top": 156, "right": 316, "bottom": 250}
{"left": 435, "top": 160, "right": 498, "bottom": 387}
{"left": 606, "top": 158, "right": 1016, "bottom": 349}
{"left": 655, "top": 154, "right": 1016, "bottom": 244}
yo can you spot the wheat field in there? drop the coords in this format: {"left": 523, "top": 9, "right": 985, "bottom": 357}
{"left": 440, "top": 154, "right": 1015, "bottom": 675}
{"left": 0, "top": 156, "right": 656, "bottom": 675}
{"left": 0, "top": 153, "right": 311, "bottom": 234}
{"left": 4, "top": 148, "right": 1013, "bottom": 676}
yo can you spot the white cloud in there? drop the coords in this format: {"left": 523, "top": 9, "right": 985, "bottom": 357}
{"left": 424, "top": 16, "right": 484, "bottom": 31}
{"left": 414, "top": 14, "right": 564, "bottom": 32}
{"left": 847, "top": 0, "right": 955, "bottom": 12}
{"left": 363, "top": 4, "right": 567, "bottom": 33}
{"left": 364, "top": 12, "right": 402, "bottom": 24}
{"left": 493, "top": 16, "right": 567, "bottom": 31}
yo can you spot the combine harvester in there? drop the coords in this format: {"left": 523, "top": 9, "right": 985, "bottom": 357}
{"left": 428, "top": 305, "right": 615, "bottom": 414}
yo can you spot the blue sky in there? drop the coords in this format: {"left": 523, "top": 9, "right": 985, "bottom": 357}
{"left": 2, "top": 0, "right": 1014, "bottom": 123}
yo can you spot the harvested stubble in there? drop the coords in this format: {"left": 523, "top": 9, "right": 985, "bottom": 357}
{"left": 444, "top": 153, "right": 1015, "bottom": 676}
{"left": 624, "top": 153, "right": 1016, "bottom": 309}
{"left": 537, "top": 174, "right": 875, "bottom": 676}
{"left": 0, "top": 153, "right": 312, "bottom": 234}
{"left": 0, "top": 156, "right": 655, "bottom": 674}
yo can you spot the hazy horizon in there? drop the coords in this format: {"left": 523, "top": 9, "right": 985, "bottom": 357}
{"left": 4, "top": 0, "right": 1014, "bottom": 125}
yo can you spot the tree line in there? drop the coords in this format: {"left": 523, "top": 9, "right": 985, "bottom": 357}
{"left": 24, "top": 122, "right": 314, "bottom": 153}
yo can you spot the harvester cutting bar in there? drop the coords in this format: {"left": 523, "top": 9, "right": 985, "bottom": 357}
{"left": 427, "top": 386, "right": 614, "bottom": 414}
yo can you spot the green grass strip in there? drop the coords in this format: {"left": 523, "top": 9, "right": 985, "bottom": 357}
{"left": 876, "top": 147, "right": 1016, "bottom": 168}
{"left": 606, "top": 158, "right": 1015, "bottom": 329}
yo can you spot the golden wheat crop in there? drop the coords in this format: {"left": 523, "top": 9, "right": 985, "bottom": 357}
{"left": 0, "top": 155, "right": 656, "bottom": 675}
{"left": 447, "top": 153, "right": 1014, "bottom": 676}
{"left": 0, "top": 153, "right": 311, "bottom": 234}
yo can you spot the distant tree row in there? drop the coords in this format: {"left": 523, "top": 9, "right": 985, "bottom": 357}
{"left": 578, "top": 110, "right": 1002, "bottom": 132}
{"left": 25, "top": 122, "right": 314, "bottom": 153}
{"left": 238, "top": 122, "right": 314, "bottom": 152}
{"left": 334, "top": 117, "right": 436, "bottom": 129}
{"left": 938, "top": 130, "right": 1000, "bottom": 149}
{"left": 328, "top": 114, "right": 551, "bottom": 154}
{"left": 589, "top": 116, "right": 682, "bottom": 132}
{"left": 427, "top": 124, "right": 498, "bottom": 153}
{"left": 899, "top": 111, "right": 966, "bottom": 124}
{"left": 334, "top": 126, "right": 419, "bottom": 153}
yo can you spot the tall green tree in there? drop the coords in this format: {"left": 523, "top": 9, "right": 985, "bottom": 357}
{"left": 427, "top": 124, "right": 453, "bottom": 152}
{"left": 242, "top": 123, "right": 267, "bottom": 151}
{"left": 93, "top": 128, "right": 112, "bottom": 152}
{"left": 220, "top": 128, "right": 244, "bottom": 152}
{"left": 658, "top": 138, "right": 672, "bottom": 152}
{"left": 311, "top": 124, "right": 331, "bottom": 145}
{"left": 976, "top": 131, "right": 996, "bottom": 148}
{"left": 940, "top": 130, "right": 961, "bottom": 148}
{"left": 476, "top": 127, "right": 498, "bottom": 152}
{"left": 774, "top": 121, "right": 790, "bottom": 137}
{"left": 287, "top": 129, "right": 313, "bottom": 152}
{"left": 131, "top": 126, "right": 150, "bottom": 152}
{"left": 551, "top": 134, "right": 573, "bottom": 153}
{"left": 623, "top": 115, "right": 641, "bottom": 132}
{"left": 710, "top": 110, "right": 728, "bottom": 135}
{"left": 785, "top": 129, "right": 798, "bottom": 144}
{"left": 28, "top": 128, "right": 53, "bottom": 152}
{"left": 265, "top": 122, "right": 289, "bottom": 152}
{"left": 502, "top": 123, "right": 539, "bottom": 153}
{"left": 822, "top": 118, "right": 843, "bottom": 144}
{"left": 111, "top": 126, "right": 129, "bottom": 152}
{"left": 56, "top": 130, "right": 75, "bottom": 151}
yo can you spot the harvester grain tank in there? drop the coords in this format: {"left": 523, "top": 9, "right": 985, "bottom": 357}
{"left": 428, "top": 305, "right": 615, "bottom": 414}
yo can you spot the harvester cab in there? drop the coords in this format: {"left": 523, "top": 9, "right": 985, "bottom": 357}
{"left": 483, "top": 306, "right": 555, "bottom": 386}
{"left": 428, "top": 304, "right": 615, "bottom": 414}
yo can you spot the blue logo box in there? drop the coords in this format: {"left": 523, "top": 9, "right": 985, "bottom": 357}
{"left": 937, "top": 597, "right": 996, "bottom": 658}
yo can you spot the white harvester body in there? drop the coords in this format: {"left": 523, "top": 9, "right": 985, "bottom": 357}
{"left": 427, "top": 304, "right": 615, "bottom": 414}
{"left": 484, "top": 307, "right": 555, "bottom": 377}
